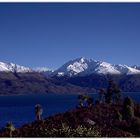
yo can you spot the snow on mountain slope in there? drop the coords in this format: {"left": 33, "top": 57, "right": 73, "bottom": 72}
{"left": 0, "top": 58, "right": 140, "bottom": 76}
{"left": 53, "top": 57, "right": 93, "bottom": 76}
{"left": 94, "top": 61, "right": 121, "bottom": 74}
{"left": 66, "top": 58, "right": 89, "bottom": 76}
{"left": 33, "top": 67, "right": 54, "bottom": 73}
{"left": 52, "top": 57, "right": 140, "bottom": 77}
{"left": 131, "top": 65, "right": 140, "bottom": 70}
{"left": 0, "top": 62, "right": 32, "bottom": 73}
{"left": 33, "top": 67, "right": 54, "bottom": 76}
{"left": 115, "top": 64, "right": 140, "bottom": 75}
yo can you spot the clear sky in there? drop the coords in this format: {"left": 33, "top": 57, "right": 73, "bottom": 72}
{"left": 0, "top": 3, "right": 140, "bottom": 69}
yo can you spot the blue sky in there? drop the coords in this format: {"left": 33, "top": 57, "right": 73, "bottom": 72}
{"left": 0, "top": 3, "right": 140, "bottom": 69}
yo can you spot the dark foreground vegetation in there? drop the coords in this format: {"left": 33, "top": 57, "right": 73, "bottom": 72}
{"left": 1, "top": 102, "right": 140, "bottom": 137}
{"left": 0, "top": 80, "right": 140, "bottom": 137}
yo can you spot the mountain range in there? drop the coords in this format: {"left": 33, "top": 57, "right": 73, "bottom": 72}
{"left": 0, "top": 57, "right": 140, "bottom": 95}
{"left": 1, "top": 57, "right": 140, "bottom": 76}
{"left": 50, "top": 57, "right": 140, "bottom": 77}
{"left": 0, "top": 62, "right": 32, "bottom": 73}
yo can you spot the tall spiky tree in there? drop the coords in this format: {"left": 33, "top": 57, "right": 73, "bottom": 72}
{"left": 112, "top": 82, "right": 121, "bottom": 104}
{"left": 35, "top": 104, "right": 43, "bottom": 121}
{"left": 123, "top": 96, "right": 134, "bottom": 108}
{"left": 99, "top": 88, "right": 106, "bottom": 103}
{"left": 105, "top": 80, "right": 121, "bottom": 104}
{"left": 77, "top": 95, "right": 85, "bottom": 108}
{"left": 123, "top": 96, "right": 134, "bottom": 120}
{"left": 105, "top": 80, "right": 113, "bottom": 104}
{"left": 77, "top": 95, "right": 83, "bottom": 108}
{"left": 5, "top": 122, "right": 15, "bottom": 137}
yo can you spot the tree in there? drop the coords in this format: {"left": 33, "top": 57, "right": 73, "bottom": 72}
{"left": 5, "top": 122, "right": 15, "bottom": 137}
{"left": 78, "top": 100, "right": 84, "bottom": 108}
{"left": 95, "top": 100, "right": 100, "bottom": 105}
{"left": 123, "top": 105, "right": 134, "bottom": 120}
{"left": 105, "top": 80, "right": 121, "bottom": 104}
{"left": 105, "top": 80, "right": 113, "bottom": 104}
{"left": 112, "top": 83, "right": 121, "bottom": 104}
{"left": 77, "top": 94, "right": 93, "bottom": 108}
{"left": 115, "top": 110, "right": 122, "bottom": 121}
{"left": 99, "top": 88, "right": 106, "bottom": 103}
{"left": 123, "top": 97, "right": 134, "bottom": 120}
{"left": 77, "top": 95, "right": 84, "bottom": 108}
{"left": 123, "top": 96, "right": 134, "bottom": 108}
{"left": 35, "top": 104, "right": 43, "bottom": 121}
{"left": 87, "top": 96, "right": 94, "bottom": 107}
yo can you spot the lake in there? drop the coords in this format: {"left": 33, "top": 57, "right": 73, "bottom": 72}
{"left": 0, "top": 92, "right": 139, "bottom": 129}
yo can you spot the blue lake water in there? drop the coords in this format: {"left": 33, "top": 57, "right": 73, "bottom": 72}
{"left": 0, "top": 92, "right": 139, "bottom": 128}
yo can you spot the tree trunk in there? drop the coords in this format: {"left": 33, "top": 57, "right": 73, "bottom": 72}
{"left": 9, "top": 130, "right": 12, "bottom": 137}
{"left": 37, "top": 114, "right": 41, "bottom": 121}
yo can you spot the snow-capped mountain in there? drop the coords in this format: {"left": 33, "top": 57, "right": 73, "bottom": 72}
{"left": 0, "top": 62, "right": 32, "bottom": 73}
{"left": 52, "top": 57, "right": 140, "bottom": 77}
{"left": 114, "top": 64, "right": 140, "bottom": 75}
{"left": 131, "top": 65, "right": 140, "bottom": 70}
{"left": 0, "top": 58, "right": 140, "bottom": 76}
{"left": 33, "top": 67, "right": 53, "bottom": 72}
{"left": 33, "top": 67, "right": 54, "bottom": 76}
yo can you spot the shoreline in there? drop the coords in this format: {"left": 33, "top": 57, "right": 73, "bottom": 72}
{"left": 0, "top": 91, "right": 139, "bottom": 96}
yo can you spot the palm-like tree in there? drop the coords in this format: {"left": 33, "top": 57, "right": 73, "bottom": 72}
{"left": 5, "top": 122, "right": 15, "bottom": 137}
{"left": 87, "top": 96, "right": 93, "bottom": 107}
{"left": 78, "top": 94, "right": 93, "bottom": 108}
{"left": 35, "top": 104, "right": 43, "bottom": 121}
{"left": 77, "top": 95, "right": 84, "bottom": 108}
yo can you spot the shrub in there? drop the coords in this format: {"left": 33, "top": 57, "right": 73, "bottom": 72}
{"left": 73, "top": 125, "right": 101, "bottom": 137}
{"left": 134, "top": 103, "right": 140, "bottom": 118}
{"left": 87, "top": 97, "right": 94, "bottom": 107}
{"left": 95, "top": 100, "right": 100, "bottom": 105}
{"left": 131, "top": 117, "right": 140, "bottom": 136}
{"left": 43, "top": 123, "right": 101, "bottom": 137}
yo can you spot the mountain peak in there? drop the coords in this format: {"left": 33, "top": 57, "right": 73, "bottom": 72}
{"left": 0, "top": 58, "right": 140, "bottom": 76}
{"left": 0, "top": 61, "right": 32, "bottom": 73}
{"left": 52, "top": 57, "right": 140, "bottom": 77}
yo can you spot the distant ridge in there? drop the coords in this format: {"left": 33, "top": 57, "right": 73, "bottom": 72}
{"left": 51, "top": 57, "right": 140, "bottom": 77}
{"left": 0, "top": 58, "right": 140, "bottom": 77}
{"left": 0, "top": 62, "right": 32, "bottom": 73}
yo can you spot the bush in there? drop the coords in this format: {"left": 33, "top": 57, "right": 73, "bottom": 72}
{"left": 43, "top": 123, "right": 101, "bottom": 137}
{"left": 131, "top": 117, "right": 140, "bottom": 136}
{"left": 73, "top": 125, "right": 101, "bottom": 137}
{"left": 95, "top": 100, "right": 100, "bottom": 105}
{"left": 134, "top": 103, "right": 140, "bottom": 118}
